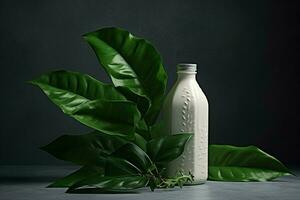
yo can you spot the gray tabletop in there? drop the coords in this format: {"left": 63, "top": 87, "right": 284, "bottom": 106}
{"left": 0, "top": 166, "right": 299, "bottom": 200}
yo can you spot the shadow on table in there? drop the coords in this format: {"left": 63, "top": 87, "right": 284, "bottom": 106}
{"left": 0, "top": 176, "right": 60, "bottom": 183}
{"left": 66, "top": 188, "right": 139, "bottom": 194}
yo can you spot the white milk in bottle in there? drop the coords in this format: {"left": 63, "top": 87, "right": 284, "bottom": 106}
{"left": 163, "top": 63, "right": 209, "bottom": 184}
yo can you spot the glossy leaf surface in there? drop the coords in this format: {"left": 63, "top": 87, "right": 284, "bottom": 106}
{"left": 41, "top": 131, "right": 127, "bottom": 165}
{"left": 30, "top": 70, "right": 140, "bottom": 137}
{"left": 104, "top": 157, "right": 142, "bottom": 176}
{"left": 71, "top": 99, "right": 141, "bottom": 138}
{"left": 48, "top": 166, "right": 104, "bottom": 188}
{"left": 83, "top": 27, "right": 167, "bottom": 125}
{"left": 133, "top": 133, "right": 147, "bottom": 152}
{"left": 111, "top": 143, "right": 154, "bottom": 174}
{"left": 208, "top": 145, "right": 291, "bottom": 181}
{"left": 147, "top": 134, "right": 193, "bottom": 164}
{"left": 29, "top": 70, "right": 126, "bottom": 114}
{"left": 68, "top": 175, "right": 148, "bottom": 192}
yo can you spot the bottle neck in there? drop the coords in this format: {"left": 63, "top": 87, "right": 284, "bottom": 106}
{"left": 177, "top": 72, "right": 196, "bottom": 81}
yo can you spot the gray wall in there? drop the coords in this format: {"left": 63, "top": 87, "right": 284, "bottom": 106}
{"left": 0, "top": 0, "right": 299, "bottom": 165}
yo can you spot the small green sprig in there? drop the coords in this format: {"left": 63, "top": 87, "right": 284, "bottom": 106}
{"left": 146, "top": 168, "right": 194, "bottom": 191}
{"left": 158, "top": 171, "right": 194, "bottom": 189}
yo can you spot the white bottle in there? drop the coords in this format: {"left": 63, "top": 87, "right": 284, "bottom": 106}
{"left": 163, "top": 63, "right": 208, "bottom": 184}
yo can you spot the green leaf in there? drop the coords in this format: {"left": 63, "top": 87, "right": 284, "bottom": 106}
{"left": 111, "top": 143, "right": 154, "bottom": 174}
{"left": 41, "top": 131, "right": 127, "bottom": 165}
{"left": 133, "top": 133, "right": 147, "bottom": 152}
{"left": 67, "top": 175, "right": 148, "bottom": 192}
{"left": 135, "top": 119, "right": 150, "bottom": 140}
{"left": 104, "top": 157, "right": 142, "bottom": 176}
{"left": 83, "top": 27, "right": 167, "bottom": 126}
{"left": 208, "top": 145, "right": 292, "bottom": 181}
{"left": 29, "top": 70, "right": 126, "bottom": 114}
{"left": 149, "top": 121, "right": 165, "bottom": 139}
{"left": 48, "top": 166, "right": 104, "bottom": 188}
{"left": 147, "top": 134, "right": 193, "bottom": 164}
{"left": 30, "top": 70, "right": 140, "bottom": 137}
{"left": 71, "top": 99, "right": 141, "bottom": 138}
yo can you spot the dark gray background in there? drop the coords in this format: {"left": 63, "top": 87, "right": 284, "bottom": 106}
{"left": 0, "top": 0, "right": 299, "bottom": 166}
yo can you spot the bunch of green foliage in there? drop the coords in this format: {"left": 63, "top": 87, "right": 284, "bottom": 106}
{"left": 30, "top": 27, "right": 291, "bottom": 193}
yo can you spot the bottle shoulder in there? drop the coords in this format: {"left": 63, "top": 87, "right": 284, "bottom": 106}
{"left": 166, "top": 80, "right": 204, "bottom": 96}
{"left": 165, "top": 80, "right": 208, "bottom": 106}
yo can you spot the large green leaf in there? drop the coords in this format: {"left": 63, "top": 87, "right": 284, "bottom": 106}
{"left": 48, "top": 166, "right": 104, "bottom": 188}
{"left": 29, "top": 70, "right": 126, "bottom": 114}
{"left": 111, "top": 143, "right": 154, "bottom": 174}
{"left": 71, "top": 99, "right": 141, "bottom": 138}
{"left": 41, "top": 131, "right": 127, "bottom": 165}
{"left": 67, "top": 175, "right": 148, "bottom": 192}
{"left": 104, "top": 157, "right": 142, "bottom": 176}
{"left": 133, "top": 133, "right": 147, "bottom": 152}
{"left": 208, "top": 145, "right": 291, "bottom": 181}
{"left": 30, "top": 70, "right": 140, "bottom": 137}
{"left": 83, "top": 27, "right": 167, "bottom": 126}
{"left": 149, "top": 121, "right": 165, "bottom": 139}
{"left": 147, "top": 134, "right": 193, "bottom": 164}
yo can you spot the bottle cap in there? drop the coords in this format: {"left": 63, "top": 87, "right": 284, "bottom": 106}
{"left": 177, "top": 63, "right": 197, "bottom": 72}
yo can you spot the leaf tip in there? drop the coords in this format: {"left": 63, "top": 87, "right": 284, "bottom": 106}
{"left": 65, "top": 187, "right": 74, "bottom": 193}
{"left": 46, "top": 183, "right": 55, "bottom": 188}
{"left": 288, "top": 171, "right": 297, "bottom": 176}
{"left": 39, "top": 145, "right": 48, "bottom": 152}
{"left": 26, "top": 79, "right": 36, "bottom": 85}
{"left": 81, "top": 34, "right": 88, "bottom": 41}
{"left": 81, "top": 31, "right": 95, "bottom": 42}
